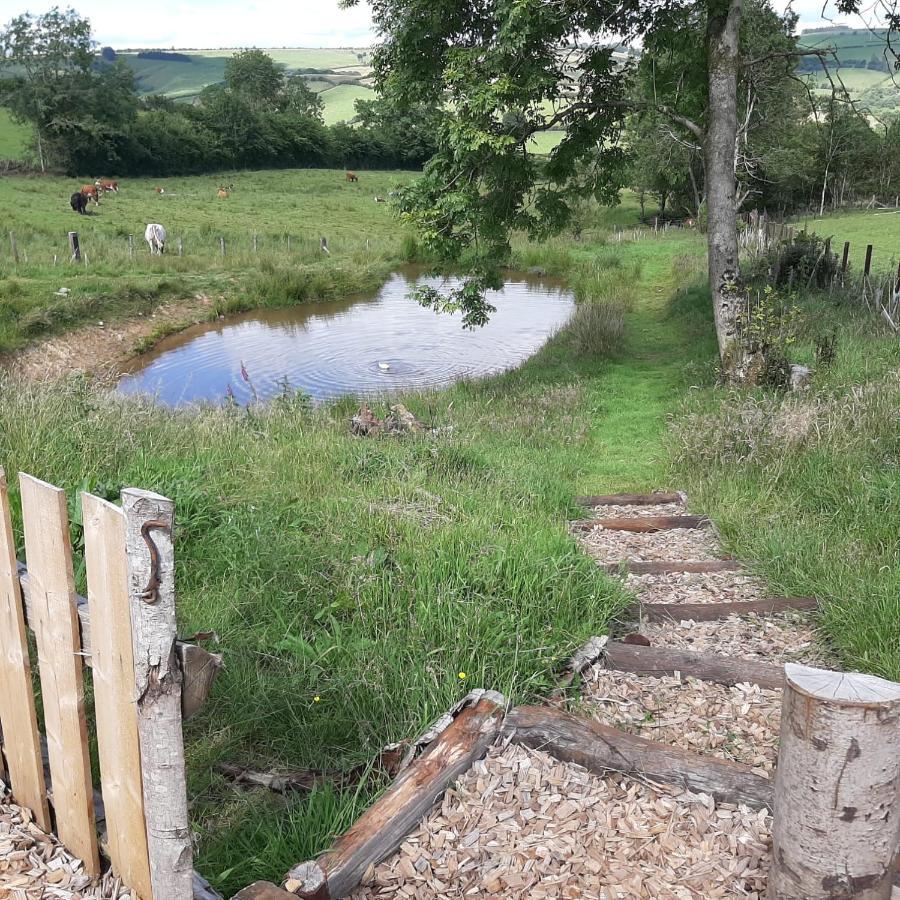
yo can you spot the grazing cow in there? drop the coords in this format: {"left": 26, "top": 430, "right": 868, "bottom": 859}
{"left": 95, "top": 179, "right": 119, "bottom": 194}
{"left": 346, "top": 171, "right": 359, "bottom": 183}
{"left": 70, "top": 191, "right": 88, "bottom": 215}
{"left": 144, "top": 223, "right": 166, "bottom": 255}
{"left": 374, "top": 196, "right": 387, "bottom": 203}
{"left": 81, "top": 184, "right": 100, "bottom": 205}
{"left": 155, "top": 186, "right": 166, "bottom": 194}
{"left": 217, "top": 188, "right": 229, "bottom": 199}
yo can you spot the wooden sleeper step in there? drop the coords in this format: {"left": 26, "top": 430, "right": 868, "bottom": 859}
{"left": 576, "top": 492, "right": 682, "bottom": 507}
{"left": 571, "top": 515, "right": 710, "bottom": 533}
{"left": 639, "top": 595, "right": 820, "bottom": 622}
{"left": 601, "top": 559, "right": 743, "bottom": 575}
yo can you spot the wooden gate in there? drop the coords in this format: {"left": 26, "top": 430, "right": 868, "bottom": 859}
{"left": 0, "top": 468, "right": 204, "bottom": 900}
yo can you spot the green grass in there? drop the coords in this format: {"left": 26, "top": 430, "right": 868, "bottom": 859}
{"left": 0, "top": 168, "right": 415, "bottom": 354}
{"left": 2, "top": 171, "right": 897, "bottom": 890}
{"left": 319, "top": 83, "right": 375, "bottom": 124}
{"left": 0, "top": 108, "right": 32, "bottom": 160}
{"left": 790, "top": 208, "right": 900, "bottom": 272}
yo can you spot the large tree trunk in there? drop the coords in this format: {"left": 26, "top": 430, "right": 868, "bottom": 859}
{"left": 705, "top": 0, "right": 757, "bottom": 382}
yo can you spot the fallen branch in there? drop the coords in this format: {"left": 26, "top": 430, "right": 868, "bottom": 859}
{"left": 283, "top": 691, "right": 506, "bottom": 899}
{"left": 603, "top": 641, "right": 784, "bottom": 689}
{"left": 504, "top": 705, "right": 773, "bottom": 809}
{"left": 639, "top": 596, "right": 819, "bottom": 622}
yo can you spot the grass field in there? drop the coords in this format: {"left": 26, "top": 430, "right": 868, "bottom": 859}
{"left": 319, "top": 83, "right": 375, "bottom": 124}
{"left": 118, "top": 49, "right": 373, "bottom": 119}
{"left": 793, "top": 207, "right": 900, "bottom": 272}
{"left": 0, "top": 108, "right": 32, "bottom": 160}
{"left": 0, "top": 168, "right": 897, "bottom": 889}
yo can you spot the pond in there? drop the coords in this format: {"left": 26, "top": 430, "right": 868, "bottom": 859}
{"left": 117, "top": 268, "right": 574, "bottom": 405}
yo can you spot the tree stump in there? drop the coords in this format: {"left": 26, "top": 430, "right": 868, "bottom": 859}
{"left": 768, "top": 664, "right": 900, "bottom": 900}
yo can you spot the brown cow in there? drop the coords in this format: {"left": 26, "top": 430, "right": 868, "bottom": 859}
{"left": 95, "top": 179, "right": 118, "bottom": 194}
{"left": 346, "top": 171, "right": 359, "bottom": 183}
{"left": 217, "top": 188, "right": 229, "bottom": 199}
{"left": 155, "top": 186, "right": 165, "bottom": 194}
{"left": 81, "top": 184, "right": 100, "bottom": 204}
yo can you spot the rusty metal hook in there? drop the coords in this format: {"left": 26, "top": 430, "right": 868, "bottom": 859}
{"left": 140, "top": 519, "right": 170, "bottom": 604}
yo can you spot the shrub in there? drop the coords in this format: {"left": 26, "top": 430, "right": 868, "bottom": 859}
{"left": 567, "top": 300, "right": 627, "bottom": 358}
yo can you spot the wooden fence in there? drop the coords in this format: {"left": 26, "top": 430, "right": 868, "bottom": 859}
{"left": 0, "top": 468, "right": 221, "bottom": 900}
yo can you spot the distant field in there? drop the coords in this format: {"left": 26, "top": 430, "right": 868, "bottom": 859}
{"left": 319, "top": 83, "right": 374, "bottom": 124}
{"left": 118, "top": 48, "right": 374, "bottom": 120}
{"left": 0, "top": 109, "right": 31, "bottom": 160}
{"left": 800, "top": 208, "right": 900, "bottom": 272}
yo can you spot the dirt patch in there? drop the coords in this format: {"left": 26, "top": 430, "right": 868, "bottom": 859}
{"left": 2, "top": 295, "right": 216, "bottom": 382}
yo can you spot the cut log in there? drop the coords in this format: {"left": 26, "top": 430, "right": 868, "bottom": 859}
{"left": 284, "top": 692, "right": 506, "bottom": 899}
{"left": 603, "top": 641, "right": 784, "bottom": 689}
{"left": 601, "top": 558, "right": 743, "bottom": 575}
{"left": 504, "top": 705, "right": 774, "bottom": 809}
{"left": 571, "top": 515, "right": 709, "bottom": 533}
{"left": 575, "top": 492, "right": 683, "bottom": 507}
{"left": 639, "top": 595, "right": 819, "bottom": 622}
{"left": 16, "top": 560, "right": 221, "bottom": 720}
{"left": 768, "top": 664, "right": 900, "bottom": 900}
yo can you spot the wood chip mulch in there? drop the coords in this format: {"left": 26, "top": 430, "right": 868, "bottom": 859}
{"left": 584, "top": 503, "right": 686, "bottom": 519}
{"left": 582, "top": 670, "right": 781, "bottom": 775}
{"left": 639, "top": 613, "right": 830, "bottom": 666}
{"left": 0, "top": 795, "right": 135, "bottom": 900}
{"left": 576, "top": 525, "right": 723, "bottom": 564}
{"left": 349, "top": 743, "right": 772, "bottom": 900}
{"left": 623, "top": 571, "right": 768, "bottom": 605}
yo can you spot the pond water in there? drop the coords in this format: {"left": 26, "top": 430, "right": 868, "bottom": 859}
{"left": 117, "top": 268, "right": 574, "bottom": 405}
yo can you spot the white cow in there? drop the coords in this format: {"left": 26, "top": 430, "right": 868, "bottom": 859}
{"left": 144, "top": 223, "right": 166, "bottom": 255}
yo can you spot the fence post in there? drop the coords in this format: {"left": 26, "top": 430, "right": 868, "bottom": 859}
{"left": 128, "top": 234, "right": 134, "bottom": 260}
{"left": 122, "top": 488, "right": 193, "bottom": 900}
{"left": 68, "top": 231, "right": 81, "bottom": 262}
{"left": 841, "top": 241, "right": 850, "bottom": 275}
{"left": 19, "top": 474, "right": 100, "bottom": 875}
{"left": 9, "top": 231, "right": 18, "bottom": 264}
{"left": 252, "top": 234, "right": 258, "bottom": 254}
{"left": 83, "top": 493, "right": 153, "bottom": 900}
{"left": 767, "top": 664, "right": 900, "bottom": 899}
{"left": 219, "top": 236, "right": 226, "bottom": 257}
{"left": 864, "top": 244, "right": 873, "bottom": 278}
{"left": 320, "top": 236, "right": 330, "bottom": 255}
{"left": 287, "top": 234, "right": 292, "bottom": 253}
{"left": 178, "top": 236, "right": 183, "bottom": 257}
{"left": 0, "top": 469, "right": 50, "bottom": 831}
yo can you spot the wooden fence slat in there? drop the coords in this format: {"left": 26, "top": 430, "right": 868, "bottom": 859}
{"left": 122, "top": 488, "right": 193, "bottom": 900}
{"left": 19, "top": 474, "right": 99, "bottom": 874}
{"left": 83, "top": 493, "right": 153, "bottom": 900}
{"left": 0, "top": 469, "right": 50, "bottom": 829}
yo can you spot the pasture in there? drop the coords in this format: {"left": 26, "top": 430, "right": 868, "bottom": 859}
{"left": 796, "top": 206, "right": 900, "bottom": 272}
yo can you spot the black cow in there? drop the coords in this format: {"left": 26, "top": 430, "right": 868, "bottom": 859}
{"left": 70, "top": 191, "right": 89, "bottom": 215}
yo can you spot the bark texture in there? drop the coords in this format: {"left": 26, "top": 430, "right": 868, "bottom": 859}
{"left": 768, "top": 664, "right": 900, "bottom": 900}
{"left": 706, "top": 0, "right": 755, "bottom": 381}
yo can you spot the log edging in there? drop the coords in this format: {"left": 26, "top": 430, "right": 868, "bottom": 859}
{"left": 575, "top": 492, "right": 683, "bottom": 507}
{"left": 571, "top": 515, "right": 710, "bottom": 533}
{"left": 600, "top": 558, "right": 743, "bottom": 575}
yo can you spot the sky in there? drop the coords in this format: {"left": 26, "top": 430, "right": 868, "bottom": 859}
{"left": 0, "top": 0, "right": 885, "bottom": 48}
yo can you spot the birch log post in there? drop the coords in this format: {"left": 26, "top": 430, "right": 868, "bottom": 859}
{"left": 123, "top": 488, "right": 193, "bottom": 900}
{"left": 768, "top": 664, "right": 900, "bottom": 900}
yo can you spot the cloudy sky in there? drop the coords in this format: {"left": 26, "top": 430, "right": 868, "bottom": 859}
{"left": 0, "top": 0, "right": 883, "bottom": 48}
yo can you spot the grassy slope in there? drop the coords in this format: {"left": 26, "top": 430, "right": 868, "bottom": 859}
{"left": 0, "top": 169, "right": 710, "bottom": 888}
{"left": 793, "top": 208, "right": 900, "bottom": 272}
{"left": 319, "top": 83, "right": 375, "bottom": 124}
{"left": 0, "top": 108, "right": 31, "bottom": 160}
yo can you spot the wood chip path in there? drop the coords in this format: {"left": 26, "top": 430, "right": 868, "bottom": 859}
{"left": 350, "top": 491, "right": 855, "bottom": 898}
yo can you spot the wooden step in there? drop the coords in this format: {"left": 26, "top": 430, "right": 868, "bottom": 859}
{"left": 504, "top": 705, "right": 773, "bottom": 810}
{"left": 639, "top": 595, "right": 820, "bottom": 622}
{"left": 601, "top": 559, "right": 743, "bottom": 575}
{"left": 575, "top": 492, "right": 683, "bottom": 508}
{"left": 572, "top": 515, "right": 709, "bottom": 533}
{"left": 603, "top": 641, "right": 784, "bottom": 690}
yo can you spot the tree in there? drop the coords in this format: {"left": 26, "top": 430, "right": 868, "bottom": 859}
{"left": 224, "top": 48, "right": 286, "bottom": 109}
{"left": 348, "top": 0, "right": 889, "bottom": 380}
